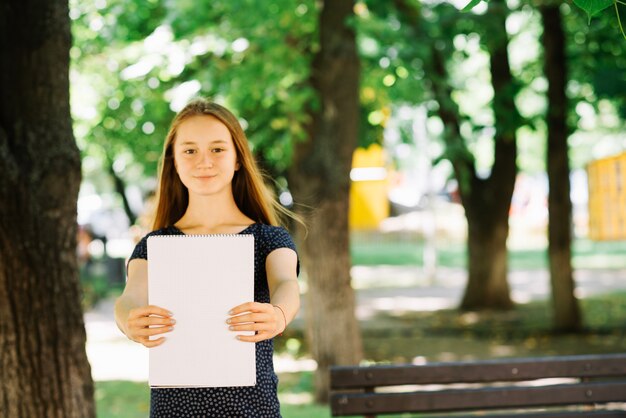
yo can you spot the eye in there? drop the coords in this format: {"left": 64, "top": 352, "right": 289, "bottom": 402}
{"left": 211, "top": 148, "right": 226, "bottom": 153}
{"left": 183, "top": 149, "right": 196, "bottom": 154}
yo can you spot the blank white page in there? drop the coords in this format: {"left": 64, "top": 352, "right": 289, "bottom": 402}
{"left": 147, "top": 234, "right": 255, "bottom": 388}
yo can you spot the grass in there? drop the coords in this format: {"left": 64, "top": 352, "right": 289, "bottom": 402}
{"left": 95, "top": 381, "right": 149, "bottom": 418}
{"left": 96, "top": 292, "right": 626, "bottom": 418}
{"left": 95, "top": 379, "right": 332, "bottom": 418}
{"left": 351, "top": 235, "right": 626, "bottom": 270}
{"left": 360, "top": 291, "right": 626, "bottom": 364}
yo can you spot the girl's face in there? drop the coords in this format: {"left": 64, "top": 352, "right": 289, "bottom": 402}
{"left": 173, "top": 115, "right": 240, "bottom": 198}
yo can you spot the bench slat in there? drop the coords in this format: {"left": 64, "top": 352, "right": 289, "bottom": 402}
{"left": 444, "top": 411, "right": 626, "bottom": 418}
{"left": 331, "top": 354, "right": 626, "bottom": 389}
{"left": 331, "top": 381, "right": 626, "bottom": 415}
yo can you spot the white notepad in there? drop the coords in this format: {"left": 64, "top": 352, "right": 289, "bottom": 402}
{"left": 147, "top": 234, "right": 256, "bottom": 388}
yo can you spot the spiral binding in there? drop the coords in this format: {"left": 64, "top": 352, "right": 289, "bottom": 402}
{"left": 148, "top": 234, "right": 252, "bottom": 239}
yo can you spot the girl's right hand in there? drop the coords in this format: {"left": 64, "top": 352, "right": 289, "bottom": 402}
{"left": 125, "top": 305, "right": 175, "bottom": 348}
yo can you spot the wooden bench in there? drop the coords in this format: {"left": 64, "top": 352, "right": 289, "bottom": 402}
{"left": 330, "top": 353, "right": 626, "bottom": 417}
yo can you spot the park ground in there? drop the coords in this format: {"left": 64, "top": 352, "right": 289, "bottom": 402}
{"left": 85, "top": 215, "right": 626, "bottom": 417}
{"left": 87, "top": 258, "right": 626, "bottom": 417}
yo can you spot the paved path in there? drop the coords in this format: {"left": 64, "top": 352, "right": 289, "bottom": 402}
{"left": 86, "top": 266, "right": 626, "bottom": 381}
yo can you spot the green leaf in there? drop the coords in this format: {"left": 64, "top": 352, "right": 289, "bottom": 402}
{"left": 461, "top": 0, "right": 483, "bottom": 12}
{"left": 573, "top": 0, "right": 614, "bottom": 23}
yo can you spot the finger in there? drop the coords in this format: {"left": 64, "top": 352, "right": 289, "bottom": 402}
{"left": 236, "top": 332, "right": 269, "bottom": 343}
{"left": 130, "top": 305, "right": 173, "bottom": 318}
{"left": 229, "top": 302, "right": 265, "bottom": 315}
{"left": 136, "top": 325, "right": 174, "bottom": 337}
{"left": 143, "top": 337, "right": 167, "bottom": 348}
{"left": 133, "top": 316, "right": 176, "bottom": 327}
{"left": 129, "top": 325, "right": 171, "bottom": 339}
{"left": 229, "top": 323, "right": 272, "bottom": 333}
{"left": 227, "top": 312, "right": 271, "bottom": 325}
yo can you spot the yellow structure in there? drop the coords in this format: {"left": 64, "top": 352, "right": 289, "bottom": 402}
{"left": 587, "top": 152, "right": 626, "bottom": 240}
{"left": 349, "top": 144, "right": 390, "bottom": 229}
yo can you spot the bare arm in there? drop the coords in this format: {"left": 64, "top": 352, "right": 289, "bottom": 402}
{"left": 266, "top": 247, "right": 300, "bottom": 331}
{"left": 228, "top": 247, "right": 300, "bottom": 342}
{"left": 114, "top": 259, "right": 175, "bottom": 348}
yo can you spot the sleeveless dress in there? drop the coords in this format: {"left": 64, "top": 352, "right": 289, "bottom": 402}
{"left": 128, "top": 223, "right": 299, "bottom": 418}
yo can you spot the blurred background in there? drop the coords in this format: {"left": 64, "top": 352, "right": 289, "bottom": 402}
{"left": 68, "top": 0, "right": 626, "bottom": 416}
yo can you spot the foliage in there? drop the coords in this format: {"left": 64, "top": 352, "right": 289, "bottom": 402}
{"left": 572, "top": 0, "right": 616, "bottom": 22}
{"left": 463, "top": 0, "right": 625, "bottom": 38}
{"left": 71, "top": 0, "right": 625, "bottom": 211}
{"left": 71, "top": 0, "right": 626, "bottom": 315}
{"left": 355, "top": 0, "right": 429, "bottom": 147}
{"left": 71, "top": 0, "right": 319, "bottom": 207}
{"left": 80, "top": 260, "right": 125, "bottom": 310}
{"left": 80, "top": 268, "right": 110, "bottom": 310}
{"left": 565, "top": 3, "right": 626, "bottom": 116}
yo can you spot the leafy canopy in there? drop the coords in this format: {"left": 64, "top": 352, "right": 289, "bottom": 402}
{"left": 463, "top": 0, "right": 625, "bottom": 38}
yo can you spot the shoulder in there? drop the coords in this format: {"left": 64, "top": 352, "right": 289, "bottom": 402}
{"left": 146, "top": 226, "right": 181, "bottom": 237}
{"left": 250, "top": 224, "right": 297, "bottom": 252}
{"left": 251, "top": 224, "right": 294, "bottom": 240}
{"left": 252, "top": 224, "right": 300, "bottom": 275}
{"left": 129, "top": 226, "right": 182, "bottom": 261}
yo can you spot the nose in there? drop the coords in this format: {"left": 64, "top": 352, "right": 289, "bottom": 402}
{"left": 197, "top": 151, "right": 214, "bottom": 168}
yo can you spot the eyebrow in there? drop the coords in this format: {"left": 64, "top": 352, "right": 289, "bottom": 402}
{"left": 177, "top": 139, "right": 229, "bottom": 145}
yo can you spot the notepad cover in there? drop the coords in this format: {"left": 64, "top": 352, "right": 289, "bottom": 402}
{"left": 147, "top": 234, "right": 256, "bottom": 388}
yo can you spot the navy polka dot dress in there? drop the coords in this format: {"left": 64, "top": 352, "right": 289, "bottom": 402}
{"left": 129, "top": 223, "right": 299, "bottom": 418}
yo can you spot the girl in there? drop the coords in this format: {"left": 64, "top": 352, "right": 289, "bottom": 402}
{"left": 114, "top": 99, "right": 300, "bottom": 417}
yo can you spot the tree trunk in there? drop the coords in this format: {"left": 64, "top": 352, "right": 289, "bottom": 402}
{"left": 460, "top": 0, "right": 518, "bottom": 310}
{"left": 392, "top": 0, "right": 516, "bottom": 310}
{"left": 0, "top": 1, "right": 95, "bottom": 416}
{"left": 289, "top": 0, "right": 363, "bottom": 403}
{"left": 462, "top": 184, "right": 514, "bottom": 309}
{"left": 430, "top": 49, "right": 514, "bottom": 309}
{"left": 540, "top": 4, "right": 582, "bottom": 332}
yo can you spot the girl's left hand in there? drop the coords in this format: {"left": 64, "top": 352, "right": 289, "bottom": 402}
{"left": 227, "top": 302, "right": 284, "bottom": 342}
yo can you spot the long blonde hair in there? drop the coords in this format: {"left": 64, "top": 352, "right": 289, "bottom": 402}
{"left": 151, "top": 99, "right": 294, "bottom": 230}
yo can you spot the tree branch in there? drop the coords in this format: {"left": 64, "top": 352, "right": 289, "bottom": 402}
{"left": 105, "top": 155, "right": 137, "bottom": 226}
{"left": 391, "top": 0, "right": 477, "bottom": 203}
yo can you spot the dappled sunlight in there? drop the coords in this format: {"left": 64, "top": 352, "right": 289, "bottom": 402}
{"left": 351, "top": 264, "right": 467, "bottom": 289}
{"left": 357, "top": 296, "right": 456, "bottom": 320}
{"left": 278, "top": 392, "right": 313, "bottom": 405}
{"left": 511, "top": 290, "right": 534, "bottom": 304}
{"left": 87, "top": 339, "right": 148, "bottom": 382}
{"left": 85, "top": 305, "right": 149, "bottom": 382}
{"left": 490, "top": 344, "right": 517, "bottom": 357}
{"left": 412, "top": 356, "right": 427, "bottom": 365}
{"left": 88, "top": 267, "right": 626, "bottom": 382}
{"left": 575, "top": 254, "right": 626, "bottom": 269}
{"left": 351, "top": 265, "right": 425, "bottom": 289}
{"left": 273, "top": 354, "right": 317, "bottom": 374}
{"left": 459, "top": 312, "right": 480, "bottom": 325}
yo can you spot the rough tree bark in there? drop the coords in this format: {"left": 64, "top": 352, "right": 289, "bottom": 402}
{"left": 288, "top": 0, "right": 363, "bottom": 403}
{"left": 0, "top": 0, "right": 95, "bottom": 416}
{"left": 540, "top": 3, "right": 582, "bottom": 332}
